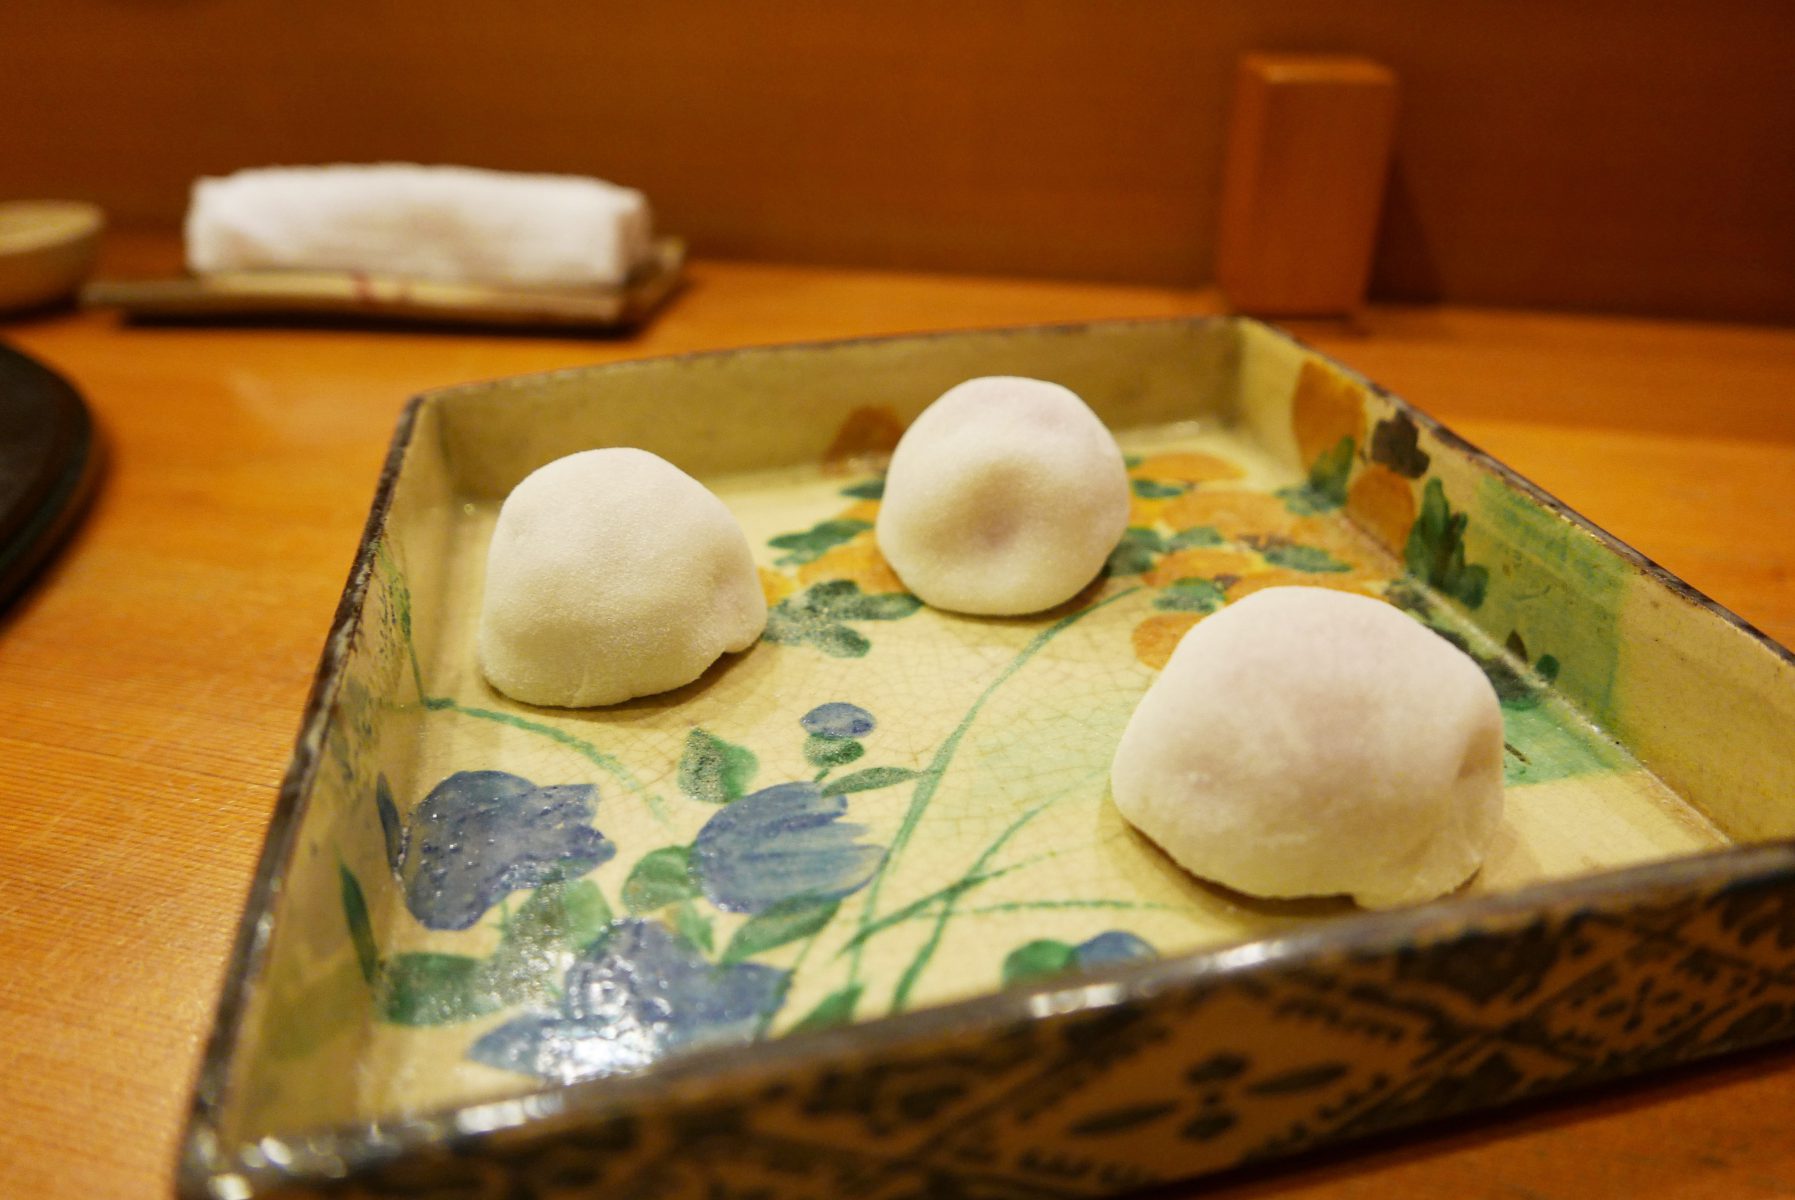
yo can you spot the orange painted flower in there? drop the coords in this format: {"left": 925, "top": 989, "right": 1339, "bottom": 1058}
{"left": 1292, "top": 358, "right": 1366, "bottom": 471}
{"left": 834, "top": 498, "right": 882, "bottom": 525}
{"left": 1144, "top": 547, "right": 1259, "bottom": 588}
{"left": 796, "top": 538, "right": 907, "bottom": 594}
{"left": 1276, "top": 519, "right": 1399, "bottom": 576}
{"left": 1129, "top": 451, "right": 1245, "bottom": 486}
{"left": 759, "top": 567, "right": 797, "bottom": 607}
{"left": 1226, "top": 570, "right": 1386, "bottom": 602}
{"left": 1132, "top": 612, "right": 1203, "bottom": 670}
{"left": 1161, "top": 489, "right": 1304, "bottom": 541}
{"left": 1346, "top": 463, "right": 1418, "bottom": 555}
{"left": 1128, "top": 494, "right": 1171, "bottom": 526}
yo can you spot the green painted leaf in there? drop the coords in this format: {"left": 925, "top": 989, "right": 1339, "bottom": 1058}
{"left": 827, "top": 589, "right": 923, "bottom": 621}
{"left": 763, "top": 604, "right": 813, "bottom": 648}
{"left": 840, "top": 478, "right": 885, "bottom": 500}
{"left": 827, "top": 765, "right": 920, "bottom": 794}
{"left": 798, "top": 578, "right": 860, "bottom": 606}
{"left": 1308, "top": 436, "right": 1355, "bottom": 503}
{"left": 1277, "top": 435, "right": 1355, "bottom": 514}
{"left": 791, "top": 983, "right": 862, "bottom": 1033}
{"left": 1131, "top": 479, "right": 1189, "bottom": 499}
{"left": 380, "top": 953, "right": 502, "bottom": 1025}
{"left": 764, "top": 582, "right": 920, "bottom": 658}
{"left": 383, "top": 546, "right": 413, "bottom": 641}
{"left": 1485, "top": 654, "right": 1536, "bottom": 707}
{"left": 808, "top": 622, "right": 872, "bottom": 657}
{"left": 483, "top": 879, "right": 617, "bottom": 1007}
{"left": 673, "top": 900, "right": 714, "bottom": 955}
{"left": 623, "top": 846, "right": 698, "bottom": 912}
{"left": 1260, "top": 543, "right": 1351, "bottom": 573}
{"left": 804, "top": 735, "right": 865, "bottom": 769}
{"left": 1276, "top": 488, "right": 1327, "bottom": 516}
{"left": 1154, "top": 577, "right": 1227, "bottom": 613}
{"left": 340, "top": 865, "right": 379, "bottom": 985}
{"left": 1404, "top": 478, "right": 1490, "bottom": 608}
{"left": 1483, "top": 632, "right": 1563, "bottom": 710}
{"left": 1105, "top": 527, "right": 1167, "bottom": 576}
{"left": 1167, "top": 525, "right": 1224, "bottom": 550}
{"left": 1501, "top": 693, "right": 1624, "bottom": 786}
{"left": 1459, "top": 571, "right": 1492, "bottom": 611}
{"left": 509, "top": 878, "right": 613, "bottom": 947}
{"left": 722, "top": 894, "right": 840, "bottom": 964}
{"left": 678, "top": 728, "right": 759, "bottom": 804}
{"left": 1123, "top": 453, "right": 1144, "bottom": 469}
{"left": 769, "top": 518, "right": 872, "bottom": 566}
{"left": 1383, "top": 579, "right": 1434, "bottom": 617}
{"left": 1002, "top": 939, "right": 1077, "bottom": 987}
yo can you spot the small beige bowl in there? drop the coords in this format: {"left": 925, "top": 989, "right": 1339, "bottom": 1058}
{"left": 0, "top": 200, "right": 105, "bottom": 313}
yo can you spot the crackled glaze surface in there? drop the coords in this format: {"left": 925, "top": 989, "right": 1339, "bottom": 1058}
{"left": 192, "top": 319, "right": 1795, "bottom": 1199}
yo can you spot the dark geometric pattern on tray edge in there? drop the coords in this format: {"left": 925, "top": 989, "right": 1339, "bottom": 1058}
{"left": 248, "top": 860, "right": 1795, "bottom": 1199}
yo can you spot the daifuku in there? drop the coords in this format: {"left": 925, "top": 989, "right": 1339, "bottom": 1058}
{"left": 875, "top": 376, "right": 1129, "bottom": 615}
{"left": 477, "top": 448, "right": 766, "bottom": 707}
{"left": 1111, "top": 586, "right": 1504, "bottom": 908}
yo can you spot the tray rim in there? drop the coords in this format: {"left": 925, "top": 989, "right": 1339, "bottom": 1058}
{"left": 177, "top": 314, "right": 1795, "bottom": 1196}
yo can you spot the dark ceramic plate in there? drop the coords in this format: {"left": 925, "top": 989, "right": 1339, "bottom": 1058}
{"left": 0, "top": 342, "right": 97, "bottom": 607}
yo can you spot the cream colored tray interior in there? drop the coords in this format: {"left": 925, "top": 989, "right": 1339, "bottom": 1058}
{"left": 218, "top": 318, "right": 1779, "bottom": 1148}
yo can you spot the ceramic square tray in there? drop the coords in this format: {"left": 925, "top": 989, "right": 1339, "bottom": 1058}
{"left": 181, "top": 318, "right": 1795, "bottom": 1199}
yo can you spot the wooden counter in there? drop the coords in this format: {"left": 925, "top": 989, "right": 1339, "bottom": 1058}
{"left": 2, "top": 240, "right": 1793, "bottom": 1197}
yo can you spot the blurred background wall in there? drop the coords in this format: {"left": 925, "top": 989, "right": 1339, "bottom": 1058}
{"left": 3, "top": 0, "right": 1791, "bottom": 322}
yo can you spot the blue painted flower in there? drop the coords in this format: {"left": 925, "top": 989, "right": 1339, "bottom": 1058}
{"left": 800, "top": 702, "right": 875, "bottom": 739}
{"left": 689, "top": 782, "right": 885, "bottom": 914}
{"left": 468, "top": 918, "right": 786, "bottom": 1083}
{"left": 378, "top": 770, "right": 614, "bottom": 931}
{"left": 1073, "top": 930, "right": 1158, "bottom": 969}
{"left": 1002, "top": 930, "right": 1159, "bottom": 987}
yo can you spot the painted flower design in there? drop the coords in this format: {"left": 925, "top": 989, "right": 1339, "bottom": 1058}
{"left": 1002, "top": 930, "right": 1158, "bottom": 986}
{"left": 763, "top": 580, "right": 922, "bottom": 658}
{"left": 378, "top": 771, "right": 614, "bottom": 931}
{"left": 469, "top": 919, "right": 786, "bottom": 1083}
{"left": 1119, "top": 451, "right": 1396, "bottom": 672}
{"left": 1070, "top": 930, "right": 1158, "bottom": 968}
{"left": 801, "top": 702, "right": 877, "bottom": 769}
{"left": 801, "top": 702, "right": 875, "bottom": 739}
{"left": 690, "top": 782, "right": 886, "bottom": 914}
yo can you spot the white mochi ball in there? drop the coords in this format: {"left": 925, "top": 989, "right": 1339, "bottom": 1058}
{"left": 1111, "top": 586, "right": 1504, "bottom": 908}
{"left": 477, "top": 448, "right": 767, "bottom": 707}
{"left": 875, "top": 376, "right": 1130, "bottom": 615}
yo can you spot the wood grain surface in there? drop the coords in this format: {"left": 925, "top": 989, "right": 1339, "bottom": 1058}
{"left": 3, "top": 1, "right": 1793, "bottom": 321}
{"left": 1, "top": 233, "right": 1793, "bottom": 1197}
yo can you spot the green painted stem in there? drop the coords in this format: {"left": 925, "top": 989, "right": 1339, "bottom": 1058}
{"left": 965, "top": 898, "right": 1190, "bottom": 916}
{"left": 849, "top": 587, "right": 1139, "bottom": 987}
{"left": 380, "top": 541, "right": 671, "bottom": 825}
{"left": 428, "top": 699, "right": 672, "bottom": 826}
{"left": 887, "top": 792, "right": 1059, "bottom": 1013}
{"left": 757, "top": 925, "right": 827, "bottom": 1039}
{"left": 835, "top": 862, "right": 1034, "bottom": 954}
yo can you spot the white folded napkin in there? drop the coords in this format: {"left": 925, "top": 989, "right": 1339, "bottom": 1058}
{"left": 184, "top": 164, "right": 654, "bottom": 289}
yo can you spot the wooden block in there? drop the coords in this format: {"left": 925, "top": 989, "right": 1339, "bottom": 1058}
{"left": 1216, "top": 54, "right": 1398, "bottom": 316}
